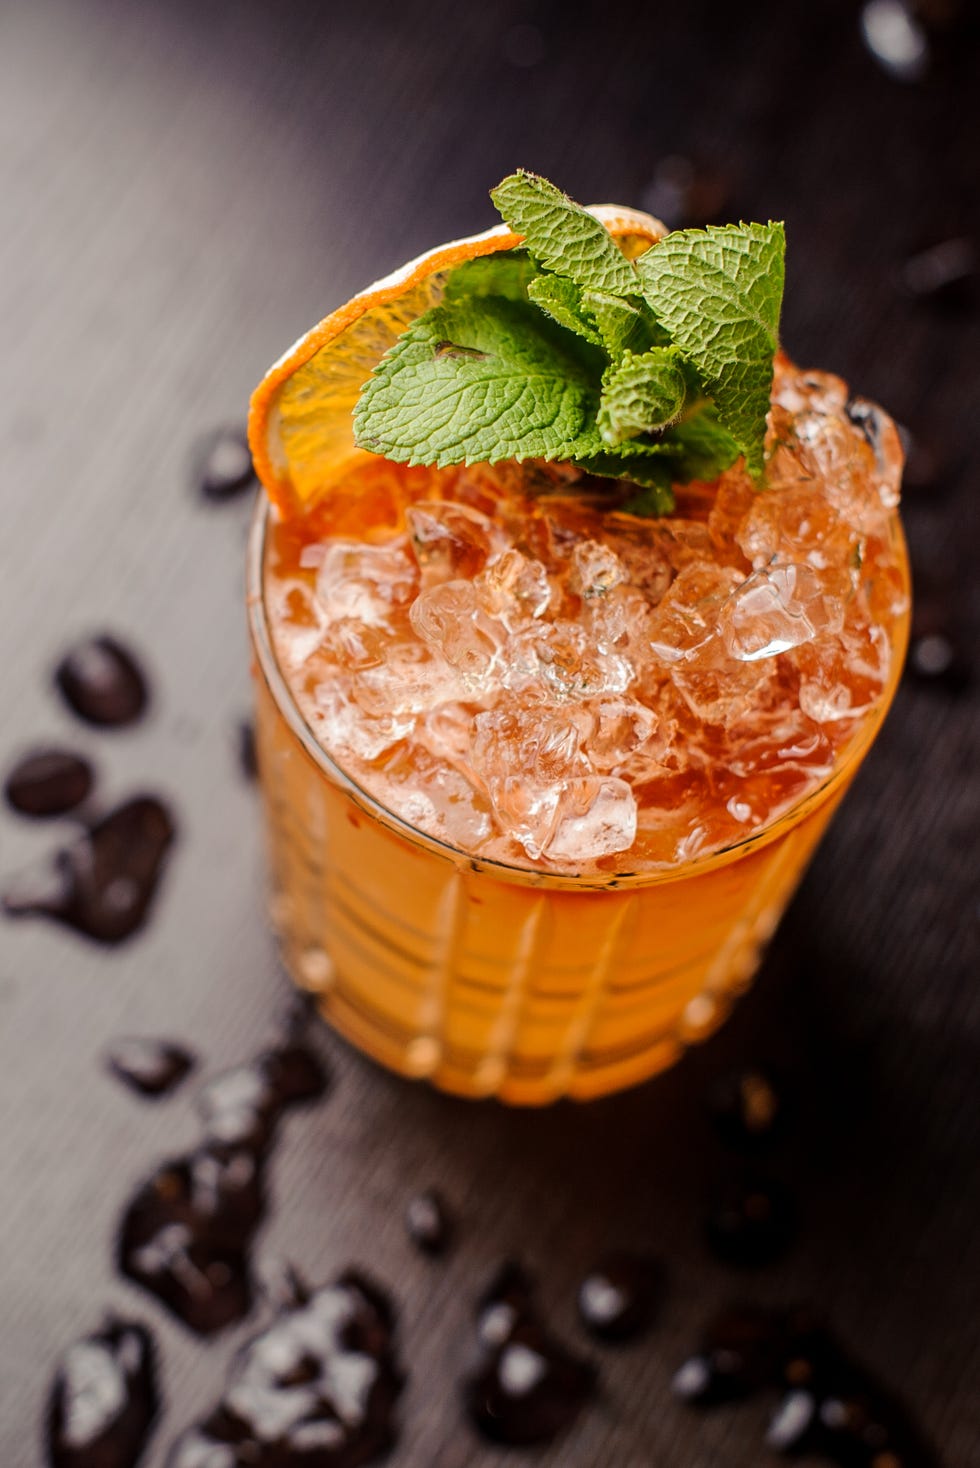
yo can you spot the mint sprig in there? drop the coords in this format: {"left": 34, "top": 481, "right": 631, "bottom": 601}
{"left": 354, "top": 170, "right": 785, "bottom": 515}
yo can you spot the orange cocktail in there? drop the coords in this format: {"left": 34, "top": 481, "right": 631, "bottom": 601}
{"left": 247, "top": 379, "right": 907, "bottom": 1103}
{"left": 246, "top": 188, "right": 908, "bottom": 1103}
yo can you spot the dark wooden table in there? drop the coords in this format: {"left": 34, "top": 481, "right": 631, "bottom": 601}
{"left": 2, "top": 1, "right": 977, "bottom": 1463}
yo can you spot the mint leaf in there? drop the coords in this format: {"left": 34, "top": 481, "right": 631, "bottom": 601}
{"left": 635, "top": 222, "right": 785, "bottom": 475}
{"left": 441, "top": 249, "right": 540, "bottom": 304}
{"left": 583, "top": 290, "right": 669, "bottom": 358}
{"left": 575, "top": 449, "right": 675, "bottom": 513}
{"left": 619, "top": 482, "right": 676, "bottom": 517}
{"left": 574, "top": 402, "right": 739, "bottom": 502}
{"left": 660, "top": 405, "right": 742, "bottom": 480}
{"left": 491, "top": 170, "right": 639, "bottom": 298}
{"left": 569, "top": 428, "right": 679, "bottom": 508}
{"left": 527, "top": 275, "right": 603, "bottom": 345}
{"left": 573, "top": 409, "right": 738, "bottom": 507}
{"left": 354, "top": 296, "right": 601, "bottom": 467}
{"left": 597, "top": 347, "right": 687, "bottom": 446}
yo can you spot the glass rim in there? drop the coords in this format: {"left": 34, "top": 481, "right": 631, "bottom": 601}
{"left": 246, "top": 491, "right": 910, "bottom": 893}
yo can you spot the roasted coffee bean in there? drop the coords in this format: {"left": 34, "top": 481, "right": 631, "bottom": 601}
{"left": 577, "top": 1252, "right": 662, "bottom": 1342}
{"left": 167, "top": 1272, "right": 403, "bottom": 1466}
{"left": 55, "top": 637, "right": 149, "bottom": 728}
{"left": 706, "top": 1176, "right": 796, "bottom": 1267}
{"left": 194, "top": 426, "right": 256, "bottom": 501}
{"left": 405, "top": 1189, "right": 453, "bottom": 1256}
{"left": 46, "top": 1317, "right": 159, "bottom": 1468}
{"left": 106, "top": 1038, "right": 195, "bottom": 1098}
{"left": 4, "top": 747, "right": 93, "bottom": 817}
{"left": 3, "top": 797, "right": 175, "bottom": 944}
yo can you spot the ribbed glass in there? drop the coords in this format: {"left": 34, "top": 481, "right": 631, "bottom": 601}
{"left": 248, "top": 499, "right": 909, "bottom": 1105}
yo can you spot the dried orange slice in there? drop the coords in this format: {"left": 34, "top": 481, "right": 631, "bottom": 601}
{"left": 248, "top": 205, "right": 666, "bottom": 520}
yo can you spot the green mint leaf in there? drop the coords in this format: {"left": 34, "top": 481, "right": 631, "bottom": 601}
{"left": 569, "top": 428, "right": 679, "bottom": 506}
{"left": 582, "top": 290, "right": 669, "bottom": 357}
{"left": 634, "top": 222, "right": 785, "bottom": 475}
{"left": 597, "top": 347, "right": 687, "bottom": 446}
{"left": 491, "top": 170, "right": 639, "bottom": 298}
{"left": 619, "top": 483, "right": 675, "bottom": 517}
{"left": 575, "top": 451, "right": 676, "bottom": 514}
{"left": 660, "top": 405, "right": 742, "bottom": 480}
{"left": 526, "top": 275, "right": 603, "bottom": 345}
{"left": 574, "top": 402, "right": 739, "bottom": 510}
{"left": 441, "top": 249, "right": 540, "bottom": 304}
{"left": 354, "top": 295, "right": 601, "bottom": 467}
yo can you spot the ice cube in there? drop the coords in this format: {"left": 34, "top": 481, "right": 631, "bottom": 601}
{"left": 761, "top": 428, "right": 822, "bottom": 499}
{"left": 863, "top": 552, "right": 910, "bottom": 623}
{"left": 311, "top": 680, "right": 412, "bottom": 761}
{"left": 374, "top": 745, "right": 494, "bottom": 849}
{"left": 718, "top": 563, "right": 846, "bottom": 662}
{"left": 796, "top": 370, "right": 849, "bottom": 416}
{"left": 544, "top": 777, "right": 637, "bottom": 862}
{"left": 771, "top": 361, "right": 847, "bottom": 417}
{"left": 794, "top": 642, "right": 864, "bottom": 723}
{"left": 707, "top": 471, "right": 755, "bottom": 550}
{"left": 646, "top": 564, "right": 745, "bottom": 662}
{"left": 476, "top": 548, "right": 552, "bottom": 624}
{"left": 735, "top": 485, "right": 858, "bottom": 572}
{"left": 766, "top": 365, "right": 896, "bottom": 540}
{"left": 793, "top": 411, "right": 890, "bottom": 536}
{"left": 671, "top": 639, "right": 775, "bottom": 727}
{"left": 659, "top": 519, "right": 724, "bottom": 574}
{"left": 415, "top": 702, "right": 479, "bottom": 769}
{"left": 473, "top": 707, "right": 585, "bottom": 786}
{"left": 586, "top": 586, "right": 654, "bottom": 661}
{"left": 269, "top": 579, "right": 326, "bottom": 668}
{"left": 720, "top": 704, "right": 834, "bottom": 778}
{"left": 845, "top": 397, "right": 905, "bottom": 510}
{"left": 485, "top": 775, "right": 564, "bottom": 858}
{"left": 352, "top": 643, "right": 460, "bottom": 716}
{"left": 508, "top": 621, "right": 633, "bottom": 700}
{"left": 583, "top": 697, "right": 666, "bottom": 774}
{"left": 471, "top": 706, "right": 590, "bottom": 857}
{"left": 600, "top": 523, "right": 674, "bottom": 602}
{"left": 315, "top": 538, "right": 418, "bottom": 626}
{"left": 406, "top": 500, "right": 510, "bottom": 582}
{"left": 410, "top": 580, "right": 505, "bottom": 685}
{"left": 792, "top": 625, "right": 890, "bottom": 723}
{"left": 418, "top": 765, "right": 494, "bottom": 849}
{"left": 510, "top": 509, "right": 566, "bottom": 575}
{"left": 323, "top": 617, "right": 391, "bottom": 671}
{"left": 569, "top": 540, "right": 626, "bottom": 600}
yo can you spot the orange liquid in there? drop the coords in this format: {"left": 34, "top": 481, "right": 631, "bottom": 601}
{"left": 248, "top": 470, "right": 909, "bottom": 1103}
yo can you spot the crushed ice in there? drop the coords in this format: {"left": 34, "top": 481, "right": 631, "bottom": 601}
{"left": 268, "top": 360, "right": 904, "bottom": 869}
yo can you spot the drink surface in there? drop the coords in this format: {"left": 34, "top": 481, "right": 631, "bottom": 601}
{"left": 263, "top": 355, "right": 907, "bottom": 876}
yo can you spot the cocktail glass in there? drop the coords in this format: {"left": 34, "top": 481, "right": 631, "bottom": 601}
{"left": 247, "top": 498, "right": 909, "bottom": 1105}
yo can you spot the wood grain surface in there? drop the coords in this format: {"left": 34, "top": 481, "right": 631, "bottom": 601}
{"left": 1, "top": 1, "right": 977, "bottom": 1463}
